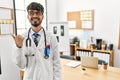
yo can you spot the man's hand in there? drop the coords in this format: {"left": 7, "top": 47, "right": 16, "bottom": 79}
{"left": 12, "top": 35, "right": 24, "bottom": 48}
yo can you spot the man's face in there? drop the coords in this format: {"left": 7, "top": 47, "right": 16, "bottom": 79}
{"left": 28, "top": 10, "right": 44, "bottom": 27}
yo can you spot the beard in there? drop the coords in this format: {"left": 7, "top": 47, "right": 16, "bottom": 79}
{"left": 31, "top": 18, "right": 41, "bottom": 27}
{"left": 31, "top": 21, "right": 40, "bottom": 27}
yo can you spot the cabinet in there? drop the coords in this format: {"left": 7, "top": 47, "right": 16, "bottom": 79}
{"left": 70, "top": 44, "right": 114, "bottom": 66}
{"left": 49, "top": 21, "right": 70, "bottom": 55}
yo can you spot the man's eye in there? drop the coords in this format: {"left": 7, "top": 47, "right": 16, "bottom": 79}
{"left": 28, "top": 11, "right": 42, "bottom": 16}
{"left": 30, "top": 12, "right": 34, "bottom": 15}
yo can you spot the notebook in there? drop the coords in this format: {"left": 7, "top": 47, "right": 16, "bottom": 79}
{"left": 81, "top": 56, "right": 98, "bottom": 69}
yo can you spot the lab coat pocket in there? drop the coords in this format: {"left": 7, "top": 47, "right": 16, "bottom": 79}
{"left": 26, "top": 47, "right": 36, "bottom": 67}
{"left": 27, "top": 55, "right": 35, "bottom": 67}
{"left": 43, "top": 54, "right": 53, "bottom": 78}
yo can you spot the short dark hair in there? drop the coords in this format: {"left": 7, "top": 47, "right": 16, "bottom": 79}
{"left": 27, "top": 2, "right": 44, "bottom": 14}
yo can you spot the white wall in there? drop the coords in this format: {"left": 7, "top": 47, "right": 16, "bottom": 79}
{"left": 0, "top": 0, "right": 13, "bottom": 8}
{"left": 0, "top": 0, "right": 20, "bottom": 79}
{"left": 47, "top": 0, "right": 58, "bottom": 21}
{"left": 55, "top": 0, "right": 120, "bottom": 67}
{"left": 0, "top": 35, "right": 20, "bottom": 80}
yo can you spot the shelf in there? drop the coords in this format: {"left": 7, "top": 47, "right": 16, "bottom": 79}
{"left": 70, "top": 44, "right": 114, "bottom": 66}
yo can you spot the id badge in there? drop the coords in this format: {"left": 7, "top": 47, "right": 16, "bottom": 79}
{"left": 44, "top": 48, "right": 50, "bottom": 55}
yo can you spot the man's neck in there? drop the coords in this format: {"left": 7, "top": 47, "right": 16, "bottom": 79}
{"left": 32, "top": 26, "right": 42, "bottom": 32}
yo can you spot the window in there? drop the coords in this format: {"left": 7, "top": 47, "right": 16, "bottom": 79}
{"left": 13, "top": 0, "right": 46, "bottom": 34}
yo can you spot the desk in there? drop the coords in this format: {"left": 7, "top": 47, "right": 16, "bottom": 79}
{"left": 61, "top": 59, "right": 120, "bottom": 80}
{"left": 20, "top": 59, "right": 119, "bottom": 80}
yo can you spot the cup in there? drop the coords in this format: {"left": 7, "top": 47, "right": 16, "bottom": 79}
{"left": 90, "top": 44, "right": 96, "bottom": 49}
{"left": 59, "top": 51, "right": 63, "bottom": 55}
{"left": 76, "top": 56, "right": 81, "bottom": 61}
{"left": 103, "top": 63, "right": 108, "bottom": 70}
{"left": 82, "top": 68, "right": 86, "bottom": 74}
{"left": 101, "top": 44, "right": 106, "bottom": 50}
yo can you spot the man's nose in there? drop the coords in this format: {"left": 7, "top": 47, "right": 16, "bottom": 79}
{"left": 32, "top": 12, "right": 38, "bottom": 17}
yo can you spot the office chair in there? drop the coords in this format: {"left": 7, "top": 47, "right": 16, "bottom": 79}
{"left": 60, "top": 55, "right": 75, "bottom": 60}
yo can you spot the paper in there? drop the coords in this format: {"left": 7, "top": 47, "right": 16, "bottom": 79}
{"left": 65, "top": 61, "right": 81, "bottom": 68}
{"left": 82, "top": 21, "right": 92, "bottom": 28}
{"left": 68, "top": 21, "right": 76, "bottom": 28}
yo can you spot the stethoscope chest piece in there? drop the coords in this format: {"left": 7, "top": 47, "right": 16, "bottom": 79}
{"left": 44, "top": 55, "right": 49, "bottom": 59}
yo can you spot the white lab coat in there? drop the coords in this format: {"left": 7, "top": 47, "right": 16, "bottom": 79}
{"left": 13, "top": 30, "right": 61, "bottom": 80}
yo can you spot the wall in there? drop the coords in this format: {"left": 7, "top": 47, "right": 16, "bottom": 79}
{"left": 0, "top": 0, "right": 20, "bottom": 79}
{"left": 0, "top": 35, "right": 20, "bottom": 80}
{"left": 47, "top": 0, "right": 58, "bottom": 21}
{"left": 55, "top": 0, "right": 120, "bottom": 67}
{"left": 0, "top": 0, "right": 13, "bottom": 8}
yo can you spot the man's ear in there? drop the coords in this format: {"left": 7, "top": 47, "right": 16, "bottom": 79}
{"left": 27, "top": 15, "right": 29, "bottom": 19}
{"left": 42, "top": 15, "right": 44, "bottom": 20}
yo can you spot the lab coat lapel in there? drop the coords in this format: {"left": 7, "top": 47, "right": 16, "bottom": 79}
{"left": 37, "top": 31, "right": 45, "bottom": 49}
{"left": 24, "top": 30, "right": 36, "bottom": 48}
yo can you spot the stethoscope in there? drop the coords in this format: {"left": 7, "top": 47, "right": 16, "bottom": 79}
{"left": 25, "top": 27, "right": 49, "bottom": 59}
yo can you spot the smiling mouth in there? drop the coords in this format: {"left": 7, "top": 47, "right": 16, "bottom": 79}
{"left": 31, "top": 18, "right": 40, "bottom": 21}
{"left": 32, "top": 19, "right": 39, "bottom": 22}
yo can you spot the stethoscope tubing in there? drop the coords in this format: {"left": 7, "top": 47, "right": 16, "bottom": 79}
{"left": 25, "top": 27, "right": 49, "bottom": 59}
{"left": 42, "top": 27, "right": 49, "bottom": 59}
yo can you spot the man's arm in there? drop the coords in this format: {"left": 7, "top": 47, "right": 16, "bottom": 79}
{"left": 12, "top": 35, "right": 27, "bottom": 69}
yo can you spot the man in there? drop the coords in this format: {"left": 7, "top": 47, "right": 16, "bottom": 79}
{"left": 12, "top": 2, "right": 61, "bottom": 80}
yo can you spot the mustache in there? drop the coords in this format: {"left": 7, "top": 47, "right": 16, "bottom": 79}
{"left": 31, "top": 17, "right": 40, "bottom": 20}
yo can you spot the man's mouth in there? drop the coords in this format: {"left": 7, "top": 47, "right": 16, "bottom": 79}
{"left": 31, "top": 18, "right": 40, "bottom": 21}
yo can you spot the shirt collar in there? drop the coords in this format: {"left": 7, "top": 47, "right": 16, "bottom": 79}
{"left": 30, "top": 28, "right": 43, "bottom": 36}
